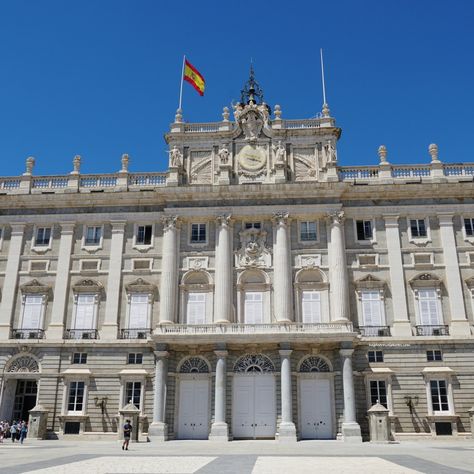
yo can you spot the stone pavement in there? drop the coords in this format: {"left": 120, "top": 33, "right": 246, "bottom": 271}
{"left": 0, "top": 439, "right": 473, "bottom": 474}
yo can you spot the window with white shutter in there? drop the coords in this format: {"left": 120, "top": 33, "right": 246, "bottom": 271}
{"left": 186, "top": 293, "right": 206, "bottom": 325}
{"left": 74, "top": 294, "right": 96, "bottom": 329}
{"left": 129, "top": 294, "right": 149, "bottom": 328}
{"left": 418, "top": 289, "right": 441, "bottom": 325}
{"left": 361, "top": 291, "right": 383, "bottom": 326}
{"left": 21, "top": 295, "right": 43, "bottom": 329}
{"left": 244, "top": 292, "right": 263, "bottom": 324}
{"left": 302, "top": 290, "right": 321, "bottom": 323}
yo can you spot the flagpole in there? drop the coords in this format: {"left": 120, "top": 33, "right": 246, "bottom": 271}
{"left": 320, "top": 48, "right": 327, "bottom": 106}
{"left": 178, "top": 55, "right": 186, "bottom": 110}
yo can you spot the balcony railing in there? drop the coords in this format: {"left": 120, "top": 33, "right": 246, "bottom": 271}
{"left": 11, "top": 328, "right": 45, "bottom": 339}
{"left": 120, "top": 328, "right": 152, "bottom": 339}
{"left": 415, "top": 325, "right": 449, "bottom": 336}
{"left": 64, "top": 329, "right": 98, "bottom": 340}
{"left": 155, "top": 322, "right": 353, "bottom": 335}
{"left": 359, "top": 326, "right": 391, "bottom": 337}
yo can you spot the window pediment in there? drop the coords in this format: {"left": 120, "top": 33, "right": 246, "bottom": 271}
{"left": 20, "top": 279, "right": 52, "bottom": 298}
{"left": 125, "top": 278, "right": 157, "bottom": 297}
{"left": 410, "top": 273, "right": 442, "bottom": 289}
{"left": 354, "top": 274, "right": 385, "bottom": 290}
{"left": 465, "top": 277, "right": 474, "bottom": 290}
{"left": 72, "top": 279, "right": 104, "bottom": 295}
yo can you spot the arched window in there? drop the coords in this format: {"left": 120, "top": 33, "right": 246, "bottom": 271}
{"left": 234, "top": 354, "right": 275, "bottom": 373}
{"left": 179, "top": 357, "right": 210, "bottom": 374}
{"left": 180, "top": 271, "right": 213, "bottom": 325}
{"left": 237, "top": 270, "right": 270, "bottom": 324}
{"left": 294, "top": 268, "right": 329, "bottom": 324}
{"left": 298, "top": 356, "right": 331, "bottom": 373}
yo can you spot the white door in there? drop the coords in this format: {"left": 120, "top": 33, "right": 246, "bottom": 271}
{"left": 299, "top": 377, "right": 333, "bottom": 439}
{"left": 177, "top": 378, "right": 209, "bottom": 439}
{"left": 232, "top": 374, "right": 276, "bottom": 439}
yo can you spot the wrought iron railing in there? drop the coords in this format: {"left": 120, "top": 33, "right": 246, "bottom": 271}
{"left": 359, "top": 326, "right": 391, "bottom": 337}
{"left": 415, "top": 325, "right": 449, "bottom": 336}
{"left": 11, "top": 328, "right": 45, "bottom": 339}
{"left": 120, "top": 328, "right": 152, "bottom": 339}
{"left": 64, "top": 329, "right": 98, "bottom": 340}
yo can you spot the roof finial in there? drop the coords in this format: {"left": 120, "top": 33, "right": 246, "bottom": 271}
{"left": 240, "top": 61, "right": 264, "bottom": 105}
{"left": 320, "top": 49, "right": 330, "bottom": 117}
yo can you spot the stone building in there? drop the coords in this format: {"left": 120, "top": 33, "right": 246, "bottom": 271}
{"left": 0, "top": 69, "right": 473, "bottom": 442}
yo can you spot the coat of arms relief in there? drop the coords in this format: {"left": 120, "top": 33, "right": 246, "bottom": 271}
{"left": 236, "top": 227, "right": 272, "bottom": 268}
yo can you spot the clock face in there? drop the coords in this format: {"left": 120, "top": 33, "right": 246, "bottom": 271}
{"left": 238, "top": 145, "right": 266, "bottom": 171}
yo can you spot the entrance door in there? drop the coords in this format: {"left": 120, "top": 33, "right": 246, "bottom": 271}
{"left": 13, "top": 379, "right": 38, "bottom": 421}
{"left": 232, "top": 374, "right": 276, "bottom": 439}
{"left": 177, "top": 377, "right": 210, "bottom": 439}
{"left": 299, "top": 377, "right": 333, "bottom": 439}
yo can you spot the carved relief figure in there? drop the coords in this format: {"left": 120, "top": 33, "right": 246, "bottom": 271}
{"left": 218, "top": 145, "right": 230, "bottom": 165}
{"left": 272, "top": 141, "right": 286, "bottom": 165}
{"left": 169, "top": 146, "right": 183, "bottom": 167}
{"left": 324, "top": 140, "right": 337, "bottom": 164}
{"left": 236, "top": 227, "right": 271, "bottom": 268}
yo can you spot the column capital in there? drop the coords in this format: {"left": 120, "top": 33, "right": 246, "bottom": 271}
{"left": 272, "top": 211, "right": 290, "bottom": 226}
{"left": 110, "top": 220, "right": 127, "bottom": 232}
{"left": 10, "top": 223, "right": 26, "bottom": 235}
{"left": 214, "top": 350, "right": 228, "bottom": 358}
{"left": 339, "top": 348, "right": 354, "bottom": 357}
{"left": 326, "top": 210, "right": 345, "bottom": 225}
{"left": 279, "top": 349, "right": 293, "bottom": 357}
{"left": 59, "top": 222, "right": 76, "bottom": 234}
{"left": 383, "top": 214, "right": 400, "bottom": 227}
{"left": 215, "top": 214, "right": 233, "bottom": 227}
{"left": 161, "top": 215, "right": 180, "bottom": 230}
{"left": 437, "top": 213, "right": 454, "bottom": 226}
{"left": 154, "top": 350, "right": 169, "bottom": 359}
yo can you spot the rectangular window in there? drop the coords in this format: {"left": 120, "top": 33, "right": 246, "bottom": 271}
{"left": 464, "top": 218, "right": 474, "bottom": 236}
{"left": 35, "top": 227, "right": 51, "bottom": 246}
{"left": 128, "top": 353, "right": 143, "bottom": 364}
{"left": 245, "top": 222, "right": 261, "bottom": 230}
{"left": 370, "top": 380, "right": 387, "bottom": 407}
{"left": 21, "top": 295, "right": 43, "bottom": 329}
{"left": 368, "top": 350, "right": 384, "bottom": 363}
{"left": 72, "top": 353, "right": 87, "bottom": 364}
{"left": 186, "top": 293, "right": 206, "bottom": 325}
{"left": 136, "top": 225, "right": 153, "bottom": 245}
{"left": 125, "top": 381, "right": 141, "bottom": 408}
{"left": 361, "top": 291, "right": 383, "bottom": 326}
{"left": 68, "top": 381, "right": 85, "bottom": 413}
{"left": 356, "top": 220, "right": 373, "bottom": 241}
{"left": 74, "top": 294, "right": 96, "bottom": 329}
{"left": 129, "top": 294, "right": 149, "bottom": 329}
{"left": 301, "top": 290, "right": 321, "bottom": 323}
{"left": 410, "top": 219, "right": 427, "bottom": 238}
{"left": 84, "top": 226, "right": 102, "bottom": 245}
{"left": 190, "top": 223, "right": 206, "bottom": 243}
{"left": 430, "top": 379, "right": 450, "bottom": 412}
{"left": 300, "top": 221, "right": 317, "bottom": 242}
{"left": 244, "top": 292, "right": 263, "bottom": 324}
{"left": 427, "top": 350, "right": 443, "bottom": 362}
{"left": 418, "top": 289, "right": 441, "bottom": 325}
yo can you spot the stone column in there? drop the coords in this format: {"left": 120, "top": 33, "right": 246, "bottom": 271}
{"left": 47, "top": 222, "right": 75, "bottom": 339}
{"left": 327, "top": 211, "right": 349, "bottom": 322}
{"left": 383, "top": 215, "right": 412, "bottom": 336}
{"left": 438, "top": 214, "right": 470, "bottom": 336}
{"left": 272, "top": 212, "right": 293, "bottom": 323}
{"left": 158, "top": 216, "right": 180, "bottom": 324}
{"left": 101, "top": 221, "right": 126, "bottom": 339}
{"left": 149, "top": 350, "right": 169, "bottom": 440}
{"left": 279, "top": 348, "right": 297, "bottom": 442}
{"left": 209, "top": 349, "right": 229, "bottom": 441}
{"left": 340, "top": 348, "right": 362, "bottom": 442}
{"left": 0, "top": 223, "right": 25, "bottom": 339}
{"left": 213, "top": 215, "right": 233, "bottom": 323}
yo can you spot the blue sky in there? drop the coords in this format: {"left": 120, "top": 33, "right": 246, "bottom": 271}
{"left": 1, "top": 0, "right": 473, "bottom": 176}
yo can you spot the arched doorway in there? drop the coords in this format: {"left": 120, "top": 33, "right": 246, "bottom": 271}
{"left": 232, "top": 354, "right": 276, "bottom": 439}
{"left": 176, "top": 357, "right": 210, "bottom": 439}
{"left": 298, "top": 355, "right": 335, "bottom": 439}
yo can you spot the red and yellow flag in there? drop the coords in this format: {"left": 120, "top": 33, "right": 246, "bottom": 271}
{"left": 183, "top": 59, "right": 205, "bottom": 96}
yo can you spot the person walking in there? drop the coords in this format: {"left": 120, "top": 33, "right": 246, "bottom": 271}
{"left": 20, "top": 422, "right": 28, "bottom": 444}
{"left": 122, "top": 419, "right": 132, "bottom": 451}
{"left": 10, "top": 422, "right": 17, "bottom": 443}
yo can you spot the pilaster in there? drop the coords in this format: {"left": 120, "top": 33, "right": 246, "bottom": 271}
{"left": 149, "top": 350, "right": 169, "bottom": 441}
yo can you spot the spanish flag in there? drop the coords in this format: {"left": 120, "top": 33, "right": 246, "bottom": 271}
{"left": 183, "top": 59, "right": 205, "bottom": 96}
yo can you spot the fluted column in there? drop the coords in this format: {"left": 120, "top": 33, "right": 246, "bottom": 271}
{"left": 0, "top": 223, "right": 26, "bottom": 339}
{"left": 327, "top": 211, "right": 349, "bottom": 322}
{"left": 340, "top": 348, "right": 362, "bottom": 442}
{"left": 149, "top": 350, "right": 169, "bottom": 441}
{"left": 159, "top": 216, "right": 180, "bottom": 324}
{"left": 102, "top": 220, "right": 126, "bottom": 339}
{"left": 279, "top": 348, "right": 297, "bottom": 442}
{"left": 209, "top": 349, "right": 229, "bottom": 441}
{"left": 438, "top": 214, "right": 470, "bottom": 336}
{"left": 272, "top": 212, "right": 293, "bottom": 323}
{"left": 47, "top": 222, "right": 75, "bottom": 339}
{"left": 214, "top": 215, "right": 233, "bottom": 323}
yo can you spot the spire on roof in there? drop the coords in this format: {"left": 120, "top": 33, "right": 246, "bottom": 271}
{"left": 240, "top": 63, "right": 265, "bottom": 105}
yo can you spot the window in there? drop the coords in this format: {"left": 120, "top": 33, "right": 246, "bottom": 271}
{"left": 300, "top": 221, "right": 317, "bottom": 242}
{"left": 74, "top": 294, "right": 96, "bottom": 329}
{"left": 369, "top": 380, "right": 387, "bottom": 407}
{"left": 368, "top": 350, "right": 384, "bottom": 363}
{"left": 84, "top": 226, "right": 102, "bottom": 246}
{"left": 186, "top": 292, "right": 206, "bottom": 325}
{"left": 35, "top": 227, "right": 51, "bottom": 247}
{"left": 356, "top": 220, "right": 373, "bottom": 241}
{"left": 68, "top": 381, "right": 85, "bottom": 413}
{"left": 190, "top": 223, "right": 206, "bottom": 243}
{"left": 136, "top": 225, "right": 153, "bottom": 246}
{"left": 72, "top": 353, "right": 87, "bottom": 364}
{"left": 410, "top": 219, "right": 427, "bottom": 238}
{"left": 427, "top": 350, "right": 443, "bottom": 362}
{"left": 128, "top": 353, "right": 143, "bottom": 364}
{"left": 128, "top": 294, "right": 149, "bottom": 329}
{"left": 301, "top": 290, "right": 321, "bottom": 323}
{"left": 245, "top": 222, "right": 261, "bottom": 230}
{"left": 21, "top": 295, "right": 43, "bottom": 329}
{"left": 464, "top": 218, "right": 474, "bottom": 240}
{"left": 125, "top": 381, "right": 141, "bottom": 408}
{"left": 418, "top": 289, "right": 441, "bottom": 325}
{"left": 244, "top": 292, "right": 263, "bottom": 324}
{"left": 430, "top": 380, "right": 449, "bottom": 413}
{"left": 361, "top": 291, "right": 383, "bottom": 326}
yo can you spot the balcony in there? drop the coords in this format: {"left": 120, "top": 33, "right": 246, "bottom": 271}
{"left": 120, "top": 328, "right": 152, "bottom": 339}
{"left": 416, "top": 325, "right": 449, "bottom": 336}
{"left": 64, "top": 329, "right": 98, "bottom": 340}
{"left": 11, "top": 328, "right": 45, "bottom": 340}
{"left": 359, "top": 326, "right": 391, "bottom": 337}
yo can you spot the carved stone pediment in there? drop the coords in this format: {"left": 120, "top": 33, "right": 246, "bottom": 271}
{"left": 236, "top": 228, "right": 271, "bottom": 268}
{"left": 409, "top": 273, "right": 442, "bottom": 289}
{"left": 354, "top": 274, "right": 385, "bottom": 290}
{"left": 72, "top": 279, "right": 104, "bottom": 295}
{"left": 20, "top": 279, "right": 52, "bottom": 297}
{"left": 125, "top": 278, "right": 157, "bottom": 297}
{"left": 234, "top": 103, "right": 270, "bottom": 142}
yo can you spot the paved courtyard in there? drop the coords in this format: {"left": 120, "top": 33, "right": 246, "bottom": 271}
{"left": 1, "top": 439, "right": 474, "bottom": 474}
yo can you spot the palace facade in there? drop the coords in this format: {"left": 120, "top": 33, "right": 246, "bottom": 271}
{"left": 1, "top": 70, "right": 474, "bottom": 442}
